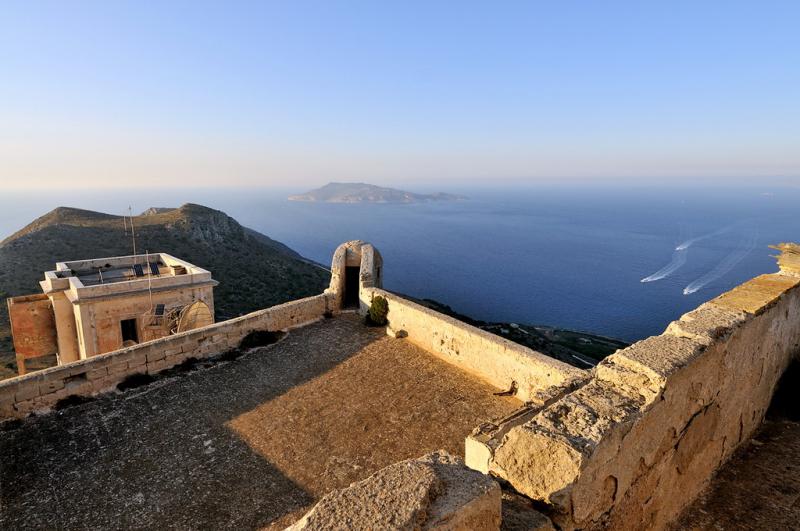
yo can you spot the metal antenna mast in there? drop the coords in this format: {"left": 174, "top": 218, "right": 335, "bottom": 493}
{"left": 129, "top": 206, "right": 137, "bottom": 258}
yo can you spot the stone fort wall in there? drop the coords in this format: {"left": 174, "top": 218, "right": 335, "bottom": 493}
{"left": 466, "top": 270, "right": 800, "bottom": 529}
{"left": 0, "top": 293, "right": 331, "bottom": 420}
{"left": 2, "top": 240, "right": 799, "bottom": 530}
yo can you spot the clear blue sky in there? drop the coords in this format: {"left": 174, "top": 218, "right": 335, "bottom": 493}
{"left": 1, "top": 1, "right": 798, "bottom": 188}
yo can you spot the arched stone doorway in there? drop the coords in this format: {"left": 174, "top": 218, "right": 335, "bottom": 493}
{"left": 329, "top": 240, "right": 383, "bottom": 312}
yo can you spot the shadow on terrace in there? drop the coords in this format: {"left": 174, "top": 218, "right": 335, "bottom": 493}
{"left": 0, "top": 313, "right": 521, "bottom": 530}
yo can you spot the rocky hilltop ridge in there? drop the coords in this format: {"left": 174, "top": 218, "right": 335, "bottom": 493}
{"left": 0, "top": 203, "right": 329, "bottom": 378}
{"left": 289, "top": 182, "right": 466, "bottom": 203}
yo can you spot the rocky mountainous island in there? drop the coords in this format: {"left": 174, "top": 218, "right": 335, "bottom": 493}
{"left": 0, "top": 204, "right": 330, "bottom": 378}
{"left": 288, "top": 182, "right": 466, "bottom": 203}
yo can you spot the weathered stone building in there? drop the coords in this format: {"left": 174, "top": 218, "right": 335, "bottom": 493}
{"left": 6, "top": 253, "right": 216, "bottom": 374}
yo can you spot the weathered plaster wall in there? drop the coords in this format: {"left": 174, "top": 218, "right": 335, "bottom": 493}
{"left": 6, "top": 294, "right": 58, "bottom": 374}
{"left": 47, "top": 291, "right": 80, "bottom": 363}
{"left": 476, "top": 269, "right": 800, "bottom": 530}
{"left": 0, "top": 293, "right": 332, "bottom": 421}
{"left": 77, "top": 284, "right": 215, "bottom": 358}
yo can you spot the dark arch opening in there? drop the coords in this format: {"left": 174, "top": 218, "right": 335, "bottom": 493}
{"left": 344, "top": 266, "right": 360, "bottom": 308}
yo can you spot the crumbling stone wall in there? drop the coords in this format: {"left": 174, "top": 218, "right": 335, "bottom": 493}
{"left": 0, "top": 293, "right": 332, "bottom": 421}
{"left": 472, "top": 265, "right": 800, "bottom": 530}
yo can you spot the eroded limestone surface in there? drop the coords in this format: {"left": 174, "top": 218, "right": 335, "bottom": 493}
{"left": 474, "top": 266, "right": 800, "bottom": 530}
{"left": 0, "top": 314, "right": 520, "bottom": 530}
{"left": 288, "top": 451, "right": 502, "bottom": 531}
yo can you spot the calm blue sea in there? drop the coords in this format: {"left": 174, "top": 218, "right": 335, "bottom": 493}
{"left": 1, "top": 185, "right": 798, "bottom": 341}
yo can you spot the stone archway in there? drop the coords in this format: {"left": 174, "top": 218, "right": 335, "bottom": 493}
{"left": 328, "top": 240, "right": 383, "bottom": 312}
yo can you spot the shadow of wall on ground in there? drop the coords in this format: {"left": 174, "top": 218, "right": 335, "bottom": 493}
{"left": 0, "top": 316, "right": 381, "bottom": 531}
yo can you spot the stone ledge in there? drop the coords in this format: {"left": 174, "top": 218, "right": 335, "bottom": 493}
{"left": 595, "top": 334, "right": 705, "bottom": 394}
{"left": 664, "top": 302, "right": 749, "bottom": 346}
{"left": 466, "top": 377, "right": 587, "bottom": 475}
{"left": 490, "top": 379, "right": 644, "bottom": 507}
{"left": 287, "top": 451, "right": 503, "bottom": 531}
{"left": 362, "top": 287, "right": 587, "bottom": 403}
{"left": 711, "top": 273, "right": 800, "bottom": 315}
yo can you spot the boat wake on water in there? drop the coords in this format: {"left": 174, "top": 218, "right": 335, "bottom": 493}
{"left": 682, "top": 231, "right": 758, "bottom": 295}
{"left": 674, "top": 223, "right": 741, "bottom": 251}
{"left": 641, "top": 248, "right": 688, "bottom": 282}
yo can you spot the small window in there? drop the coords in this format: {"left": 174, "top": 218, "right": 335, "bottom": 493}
{"left": 121, "top": 318, "right": 139, "bottom": 343}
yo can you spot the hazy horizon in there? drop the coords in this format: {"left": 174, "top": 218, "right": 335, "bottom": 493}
{"left": 2, "top": 2, "right": 799, "bottom": 189}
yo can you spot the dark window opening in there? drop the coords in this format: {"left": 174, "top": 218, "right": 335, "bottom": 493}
{"left": 344, "top": 266, "right": 360, "bottom": 308}
{"left": 121, "top": 318, "right": 139, "bottom": 343}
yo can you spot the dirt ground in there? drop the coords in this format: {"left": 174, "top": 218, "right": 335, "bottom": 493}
{"left": 0, "top": 313, "right": 520, "bottom": 530}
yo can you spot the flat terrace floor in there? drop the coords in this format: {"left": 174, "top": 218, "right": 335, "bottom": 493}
{"left": 0, "top": 313, "right": 521, "bottom": 530}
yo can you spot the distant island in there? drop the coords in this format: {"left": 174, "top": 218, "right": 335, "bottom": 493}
{"left": 288, "top": 182, "right": 466, "bottom": 204}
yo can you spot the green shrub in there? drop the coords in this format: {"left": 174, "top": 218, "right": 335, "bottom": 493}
{"left": 366, "top": 295, "right": 389, "bottom": 326}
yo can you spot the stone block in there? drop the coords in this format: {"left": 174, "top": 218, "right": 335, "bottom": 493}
{"left": 64, "top": 379, "right": 92, "bottom": 395}
{"left": 39, "top": 379, "right": 65, "bottom": 395}
{"left": 491, "top": 379, "right": 642, "bottom": 509}
{"left": 86, "top": 367, "right": 108, "bottom": 381}
{"left": 712, "top": 274, "right": 800, "bottom": 315}
{"left": 14, "top": 383, "right": 40, "bottom": 402}
{"left": 147, "top": 360, "right": 168, "bottom": 375}
{"left": 597, "top": 334, "right": 704, "bottom": 391}
{"left": 288, "top": 451, "right": 501, "bottom": 531}
{"left": 147, "top": 349, "right": 167, "bottom": 362}
{"left": 665, "top": 302, "right": 749, "bottom": 345}
{"left": 107, "top": 362, "right": 130, "bottom": 376}
{"left": 92, "top": 378, "right": 115, "bottom": 393}
{"left": 0, "top": 383, "right": 18, "bottom": 403}
{"left": 127, "top": 354, "right": 146, "bottom": 369}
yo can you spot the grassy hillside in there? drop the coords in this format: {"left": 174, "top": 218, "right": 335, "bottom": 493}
{"left": 0, "top": 204, "right": 330, "bottom": 379}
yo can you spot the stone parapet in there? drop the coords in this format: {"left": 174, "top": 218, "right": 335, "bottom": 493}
{"left": 473, "top": 265, "right": 800, "bottom": 530}
{"left": 0, "top": 293, "right": 333, "bottom": 422}
{"left": 360, "top": 287, "right": 587, "bottom": 404}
